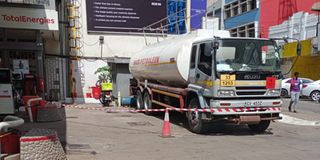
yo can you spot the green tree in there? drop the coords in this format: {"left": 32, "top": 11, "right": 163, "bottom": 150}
{"left": 95, "top": 66, "right": 112, "bottom": 85}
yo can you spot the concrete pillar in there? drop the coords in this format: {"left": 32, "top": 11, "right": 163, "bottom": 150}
{"left": 221, "top": 0, "right": 225, "bottom": 30}
{"left": 36, "top": 31, "right": 45, "bottom": 98}
{"left": 254, "top": 21, "right": 259, "bottom": 38}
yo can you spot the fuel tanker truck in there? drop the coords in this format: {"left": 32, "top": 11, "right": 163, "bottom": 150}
{"left": 129, "top": 29, "right": 284, "bottom": 133}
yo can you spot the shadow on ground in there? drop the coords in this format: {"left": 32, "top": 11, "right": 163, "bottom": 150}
{"left": 150, "top": 111, "right": 274, "bottom": 136}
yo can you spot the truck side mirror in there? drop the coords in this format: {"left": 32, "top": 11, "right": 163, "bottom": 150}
{"left": 213, "top": 41, "right": 219, "bottom": 50}
{"left": 297, "top": 42, "right": 302, "bottom": 56}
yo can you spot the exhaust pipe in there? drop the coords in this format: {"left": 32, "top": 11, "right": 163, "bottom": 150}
{"left": 232, "top": 115, "right": 261, "bottom": 125}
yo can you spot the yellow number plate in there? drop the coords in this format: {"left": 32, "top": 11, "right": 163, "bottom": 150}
{"left": 220, "top": 74, "right": 236, "bottom": 87}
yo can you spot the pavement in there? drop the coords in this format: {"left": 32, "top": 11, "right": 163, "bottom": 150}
{"left": 6, "top": 98, "right": 320, "bottom": 160}
{"left": 280, "top": 98, "right": 320, "bottom": 125}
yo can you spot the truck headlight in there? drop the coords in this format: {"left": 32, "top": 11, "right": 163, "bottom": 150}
{"left": 218, "top": 90, "right": 235, "bottom": 97}
{"left": 266, "top": 89, "right": 280, "bottom": 96}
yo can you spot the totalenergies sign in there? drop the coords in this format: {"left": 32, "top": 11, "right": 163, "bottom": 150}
{"left": 0, "top": 7, "right": 58, "bottom": 31}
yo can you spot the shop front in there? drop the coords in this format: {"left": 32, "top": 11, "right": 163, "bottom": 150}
{"left": 0, "top": 4, "right": 59, "bottom": 113}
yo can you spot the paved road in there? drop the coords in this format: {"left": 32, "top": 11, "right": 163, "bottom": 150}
{"left": 65, "top": 103, "right": 320, "bottom": 160}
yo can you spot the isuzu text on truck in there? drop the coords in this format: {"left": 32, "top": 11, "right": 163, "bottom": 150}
{"left": 129, "top": 30, "right": 285, "bottom": 133}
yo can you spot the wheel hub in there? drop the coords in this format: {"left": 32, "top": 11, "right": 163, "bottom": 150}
{"left": 189, "top": 110, "right": 199, "bottom": 125}
{"left": 312, "top": 92, "right": 320, "bottom": 101}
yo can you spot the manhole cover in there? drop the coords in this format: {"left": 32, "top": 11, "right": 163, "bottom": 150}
{"left": 66, "top": 116, "right": 78, "bottom": 119}
{"left": 127, "top": 121, "right": 153, "bottom": 126}
{"left": 120, "top": 115, "right": 132, "bottom": 117}
{"left": 67, "top": 150, "right": 97, "bottom": 155}
{"left": 68, "top": 144, "right": 92, "bottom": 150}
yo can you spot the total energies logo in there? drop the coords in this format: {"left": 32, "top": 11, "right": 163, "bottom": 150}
{"left": 1, "top": 14, "right": 55, "bottom": 25}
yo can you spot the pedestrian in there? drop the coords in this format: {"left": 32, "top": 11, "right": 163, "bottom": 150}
{"left": 288, "top": 72, "right": 302, "bottom": 113}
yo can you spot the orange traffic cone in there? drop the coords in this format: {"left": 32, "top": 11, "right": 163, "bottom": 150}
{"left": 161, "top": 108, "right": 172, "bottom": 138}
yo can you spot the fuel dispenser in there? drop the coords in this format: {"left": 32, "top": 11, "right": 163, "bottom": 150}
{"left": 0, "top": 68, "right": 14, "bottom": 114}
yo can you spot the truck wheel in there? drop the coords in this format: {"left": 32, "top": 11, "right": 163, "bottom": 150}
{"left": 248, "top": 120, "right": 270, "bottom": 133}
{"left": 186, "top": 98, "right": 206, "bottom": 134}
{"left": 143, "top": 92, "right": 153, "bottom": 114}
{"left": 136, "top": 90, "right": 144, "bottom": 109}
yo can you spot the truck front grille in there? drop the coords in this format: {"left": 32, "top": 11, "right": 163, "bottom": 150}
{"left": 236, "top": 91, "right": 266, "bottom": 95}
{"left": 236, "top": 86, "right": 266, "bottom": 90}
{"left": 235, "top": 86, "right": 266, "bottom": 96}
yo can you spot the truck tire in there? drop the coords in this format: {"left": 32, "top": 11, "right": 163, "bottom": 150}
{"left": 136, "top": 90, "right": 144, "bottom": 109}
{"left": 186, "top": 98, "right": 206, "bottom": 134}
{"left": 248, "top": 120, "right": 270, "bottom": 133}
{"left": 143, "top": 91, "right": 153, "bottom": 115}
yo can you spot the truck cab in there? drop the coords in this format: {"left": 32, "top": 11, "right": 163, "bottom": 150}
{"left": 186, "top": 37, "right": 282, "bottom": 133}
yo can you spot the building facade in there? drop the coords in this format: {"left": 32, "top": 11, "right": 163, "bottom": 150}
{"left": 65, "top": 0, "right": 208, "bottom": 103}
{"left": 259, "top": 0, "right": 319, "bottom": 38}
{"left": 206, "top": 0, "right": 260, "bottom": 37}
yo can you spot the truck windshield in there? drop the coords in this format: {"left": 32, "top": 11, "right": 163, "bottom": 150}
{"left": 216, "top": 39, "right": 281, "bottom": 73}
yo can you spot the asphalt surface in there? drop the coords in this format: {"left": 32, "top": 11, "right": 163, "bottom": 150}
{"left": 61, "top": 101, "right": 320, "bottom": 160}
{"left": 282, "top": 98, "right": 320, "bottom": 114}
{"left": 14, "top": 100, "right": 320, "bottom": 160}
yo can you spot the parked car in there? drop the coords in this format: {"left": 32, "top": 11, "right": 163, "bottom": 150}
{"left": 302, "top": 80, "right": 320, "bottom": 101}
{"left": 281, "top": 78, "right": 320, "bottom": 101}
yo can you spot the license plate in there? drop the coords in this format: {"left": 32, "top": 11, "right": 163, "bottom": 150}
{"left": 220, "top": 74, "right": 236, "bottom": 87}
{"left": 220, "top": 80, "right": 235, "bottom": 87}
{"left": 244, "top": 101, "right": 262, "bottom": 107}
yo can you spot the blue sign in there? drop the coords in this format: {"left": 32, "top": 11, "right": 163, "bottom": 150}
{"left": 167, "top": 0, "right": 186, "bottom": 34}
{"left": 190, "top": 0, "right": 207, "bottom": 30}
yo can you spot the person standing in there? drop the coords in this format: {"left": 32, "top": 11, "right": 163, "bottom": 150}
{"left": 288, "top": 72, "right": 302, "bottom": 113}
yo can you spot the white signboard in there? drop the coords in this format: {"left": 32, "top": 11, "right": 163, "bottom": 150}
{"left": 0, "top": 7, "right": 59, "bottom": 31}
{"left": 13, "top": 59, "right": 30, "bottom": 74}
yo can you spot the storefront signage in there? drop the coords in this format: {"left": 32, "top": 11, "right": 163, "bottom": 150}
{"left": 0, "top": 7, "right": 58, "bottom": 31}
{"left": 86, "top": 0, "right": 167, "bottom": 33}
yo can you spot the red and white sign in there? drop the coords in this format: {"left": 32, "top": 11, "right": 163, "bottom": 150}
{"left": 0, "top": 7, "right": 58, "bottom": 31}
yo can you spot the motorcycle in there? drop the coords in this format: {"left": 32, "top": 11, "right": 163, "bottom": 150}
{"left": 99, "top": 90, "right": 113, "bottom": 106}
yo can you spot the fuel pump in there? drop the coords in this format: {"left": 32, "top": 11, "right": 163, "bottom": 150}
{"left": 0, "top": 68, "right": 15, "bottom": 114}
